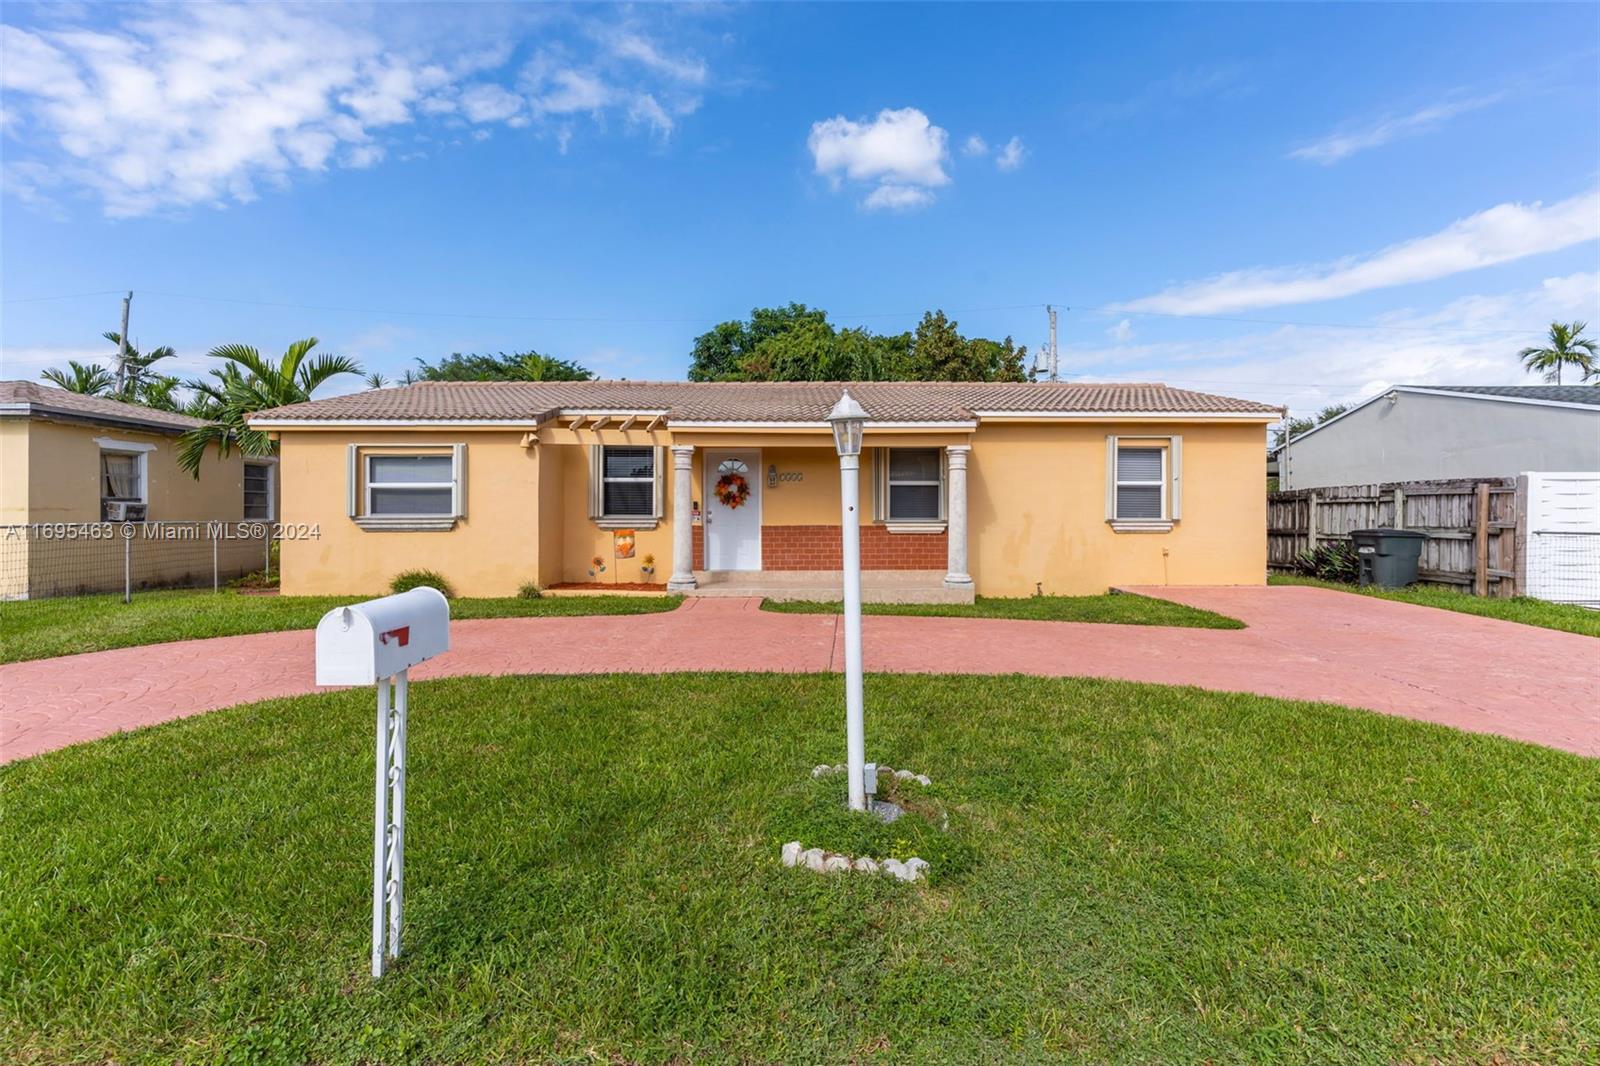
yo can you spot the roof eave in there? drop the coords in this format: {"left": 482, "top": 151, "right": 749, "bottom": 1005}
{"left": 2, "top": 402, "right": 197, "bottom": 436}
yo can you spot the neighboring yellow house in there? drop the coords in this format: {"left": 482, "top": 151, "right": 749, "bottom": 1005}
{"left": 248, "top": 380, "right": 1282, "bottom": 601}
{"left": 0, "top": 380, "right": 276, "bottom": 598}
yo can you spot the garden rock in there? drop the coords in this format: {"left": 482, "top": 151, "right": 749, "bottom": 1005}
{"left": 780, "top": 842, "right": 927, "bottom": 883}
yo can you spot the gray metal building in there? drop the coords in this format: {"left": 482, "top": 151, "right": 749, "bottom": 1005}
{"left": 1275, "top": 385, "right": 1600, "bottom": 490}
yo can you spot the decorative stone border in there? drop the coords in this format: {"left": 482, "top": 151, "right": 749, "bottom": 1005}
{"left": 781, "top": 841, "right": 929, "bottom": 882}
{"left": 811, "top": 763, "right": 932, "bottom": 787}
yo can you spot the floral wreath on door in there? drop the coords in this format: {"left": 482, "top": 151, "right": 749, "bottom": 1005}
{"left": 714, "top": 459, "right": 751, "bottom": 509}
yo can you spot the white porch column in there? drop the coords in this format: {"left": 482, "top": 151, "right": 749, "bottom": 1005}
{"left": 668, "top": 445, "right": 697, "bottom": 591}
{"left": 944, "top": 445, "right": 973, "bottom": 589}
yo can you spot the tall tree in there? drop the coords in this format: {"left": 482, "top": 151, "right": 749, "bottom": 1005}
{"left": 135, "top": 374, "right": 186, "bottom": 413}
{"left": 414, "top": 350, "right": 594, "bottom": 382}
{"left": 102, "top": 331, "right": 175, "bottom": 403}
{"left": 688, "top": 304, "right": 1027, "bottom": 382}
{"left": 1519, "top": 321, "right": 1598, "bottom": 385}
{"left": 40, "top": 361, "right": 116, "bottom": 396}
{"left": 687, "top": 303, "right": 830, "bottom": 381}
{"left": 909, "top": 310, "right": 969, "bottom": 380}
{"left": 177, "top": 338, "right": 361, "bottom": 475}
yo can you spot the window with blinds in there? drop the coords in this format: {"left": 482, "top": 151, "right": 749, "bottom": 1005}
{"left": 1115, "top": 445, "right": 1165, "bottom": 520}
{"left": 886, "top": 448, "right": 944, "bottom": 521}
{"left": 602, "top": 446, "right": 656, "bottom": 518}
{"left": 367, "top": 454, "right": 454, "bottom": 515}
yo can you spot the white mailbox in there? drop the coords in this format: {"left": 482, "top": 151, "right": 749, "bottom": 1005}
{"left": 313, "top": 586, "right": 450, "bottom": 979}
{"left": 315, "top": 587, "right": 450, "bottom": 686}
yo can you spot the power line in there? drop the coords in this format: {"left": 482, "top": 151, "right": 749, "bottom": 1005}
{"left": 0, "top": 289, "right": 126, "bottom": 304}
{"left": 1, "top": 286, "right": 1563, "bottom": 338}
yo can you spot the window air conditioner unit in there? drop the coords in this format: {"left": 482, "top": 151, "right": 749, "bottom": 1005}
{"left": 105, "top": 501, "right": 146, "bottom": 521}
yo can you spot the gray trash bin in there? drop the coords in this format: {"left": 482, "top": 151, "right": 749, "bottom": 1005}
{"left": 1350, "top": 528, "right": 1426, "bottom": 588}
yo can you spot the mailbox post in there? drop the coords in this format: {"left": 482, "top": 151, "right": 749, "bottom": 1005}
{"left": 315, "top": 587, "right": 450, "bottom": 978}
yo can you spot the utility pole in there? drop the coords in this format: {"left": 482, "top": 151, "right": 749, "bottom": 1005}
{"left": 114, "top": 291, "right": 132, "bottom": 395}
{"left": 1046, "top": 304, "right": 1059, "bottom": 381}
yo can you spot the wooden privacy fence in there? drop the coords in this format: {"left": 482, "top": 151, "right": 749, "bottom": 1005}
{"left": 1267, "top": 478, "right": 1521, "bottom": 596}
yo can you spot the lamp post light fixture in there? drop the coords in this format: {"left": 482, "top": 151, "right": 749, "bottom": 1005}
{"left": 826, "top": 389, "right": 870, "bottom": 812}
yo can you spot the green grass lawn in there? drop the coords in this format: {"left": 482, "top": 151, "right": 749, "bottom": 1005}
{"left": 1270, "top": 575, "right": 1600, "bottom": 638}
{"left": 0, "top": 588, "right": 681, "bottom": 664}
{"left": 3, "top": 673, "right": 1594, "bottom": 1063}
{"left": 762, "top": 592, "right": 1244, "bottom": 628}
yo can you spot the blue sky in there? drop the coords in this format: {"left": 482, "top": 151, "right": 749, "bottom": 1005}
{"left": 2, "top": 2, "right": 1597, "bottom": 419}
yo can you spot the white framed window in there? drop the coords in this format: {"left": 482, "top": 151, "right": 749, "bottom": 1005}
{"left": 101, "top": 452, "right": 143, "bottom": 503}
{"left": 1106, "top": 435, "right": 1182, "bottom": 531}
{"left": 367, "top": 453, "right": 454, "bottom": 516}
{"left": 243, "top": 460, "right": 275, "bottom": 520}
{"left": 96, "top": 439, "right": 151, "bottom": 521}
{"left": 1115, "top": 446, "right": 1166, "bottom": 519}
{"left": 886, "top": 448, "right": 945, "bottom": 521}
{"left": 602, "top": 446, "right": 655, "bottom": 517}
{"left": 348, "top": 444, "right": 464, "bottom": 531}
{"left": 588, "top": 445, "right": 664, "bottom": 527}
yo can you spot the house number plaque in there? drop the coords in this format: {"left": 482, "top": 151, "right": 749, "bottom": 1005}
{"left": 767, "top": 465, "right": 804, "bottom": 487}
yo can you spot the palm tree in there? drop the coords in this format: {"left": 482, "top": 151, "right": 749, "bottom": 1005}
{"left": 136, "top": 374, "right": 186, "bottom": 413}
{"left": 364, "top": 372, "right": 391, "bottom": 389}
{"left": 177, "top": 338, "right": 361, "bottom": 475}
{"left": 40, "top": 361, "right": 116, "bottom": 395}
{"left": 103, "top": 331, "right": 175, "bottom": 401}
{"left": 1519, "top": 321, "right": 1598, "bottom": 385}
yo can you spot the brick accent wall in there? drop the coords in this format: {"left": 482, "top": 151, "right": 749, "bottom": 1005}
{"left": 762, "top": 524, "right": 947, "bottom": 571}
{"left": 692, "top": 522, "right": 946, "bottom": 572}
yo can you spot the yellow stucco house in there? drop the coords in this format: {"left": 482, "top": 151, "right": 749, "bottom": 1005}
{"left": 1, "top": 380, "right": 275, "bottom": 597}
{"left": 248, "top": 380, "right": 1281, "bottom": 601}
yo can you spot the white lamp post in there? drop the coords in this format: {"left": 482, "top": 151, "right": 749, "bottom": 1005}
{"left": 826, "top": 389, "right": 869, "bottom": 812}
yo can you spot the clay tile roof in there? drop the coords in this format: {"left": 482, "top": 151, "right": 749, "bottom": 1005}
{"left": 0, "top": 380, "right": 208, "bottom": 433}
{"left": 248, "top": 380, "right": 1282, "bottom": 425}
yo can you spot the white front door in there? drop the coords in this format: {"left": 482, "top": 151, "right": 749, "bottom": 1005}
{"left": 704, "top": 449, "right": 761, "bottom": 570}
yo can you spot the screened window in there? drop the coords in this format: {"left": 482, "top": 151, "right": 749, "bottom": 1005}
{"left": 101, "top": 452, "right": 142, "bottom": 503}
{"left": 886, "top": 448, "right": 943, "bottom": 521}
{"left": 1114, "top": 445, "right": 1166, "bottom": 520}
{"left": 602, "top": 446, "right": 655, "bottom": 518}
{"left": 367, "top": 454, "right": 454, "bottom": 516}
{"left": 243, "top": 461, "right": 273, "bottom": 520}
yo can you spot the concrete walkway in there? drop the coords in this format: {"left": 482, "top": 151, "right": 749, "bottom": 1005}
{"left": 2, "top": 586, "right": 1596, "bottom": 763}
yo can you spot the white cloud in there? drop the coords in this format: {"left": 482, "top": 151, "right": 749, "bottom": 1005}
{"left": 1290, "top": 93, "right": 1503, "bottom": 165}
{"left": 961, "top": 134, "right": 987, "bottom": 156}
{"left": 0, "top": 6, "right": 713, "bottom": 216}
{"left": 808, "top": 107, "right": 949, "bottom": 210}
{"left": 862, "top": 184, "right": 936, "bottom": 212}
{"left": 1070, "top": 271, "right": 1600, "bottom": 419}
{"left": 343, "top": 143, "right": 386, "bottom": 169}
{"left": 528, "top": 66, "right": 615, "bottom": 114}
{"left": 458, "top": 83, "right": 524, "bottom": 124}
{"left": 1122, "top": 189, "right": 1600, "bottom": 315}
{"left": 995, "top": 135, "right": 1025, "bottom": 172}
{"left": 627, "top": 93, "right": 673, "bottom": 136}
{"left": 1107, "top": 319, "right": 1134, "bottom": 343}
{"left": 609, "top": 33, "right": 706, "bottom": 85}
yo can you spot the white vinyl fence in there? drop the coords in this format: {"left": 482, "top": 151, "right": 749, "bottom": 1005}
{"left": 1520, "top": 472, "right": 1600, "bottom": 609}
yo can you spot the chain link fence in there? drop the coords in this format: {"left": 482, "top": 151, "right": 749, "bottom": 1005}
{"left": 1, "top": 522, "right": 275, "bottom": 601}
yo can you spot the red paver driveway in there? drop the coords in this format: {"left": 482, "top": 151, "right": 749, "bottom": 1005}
{"left": 2, "top": 586, "right": 1595, "bottom": 763}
